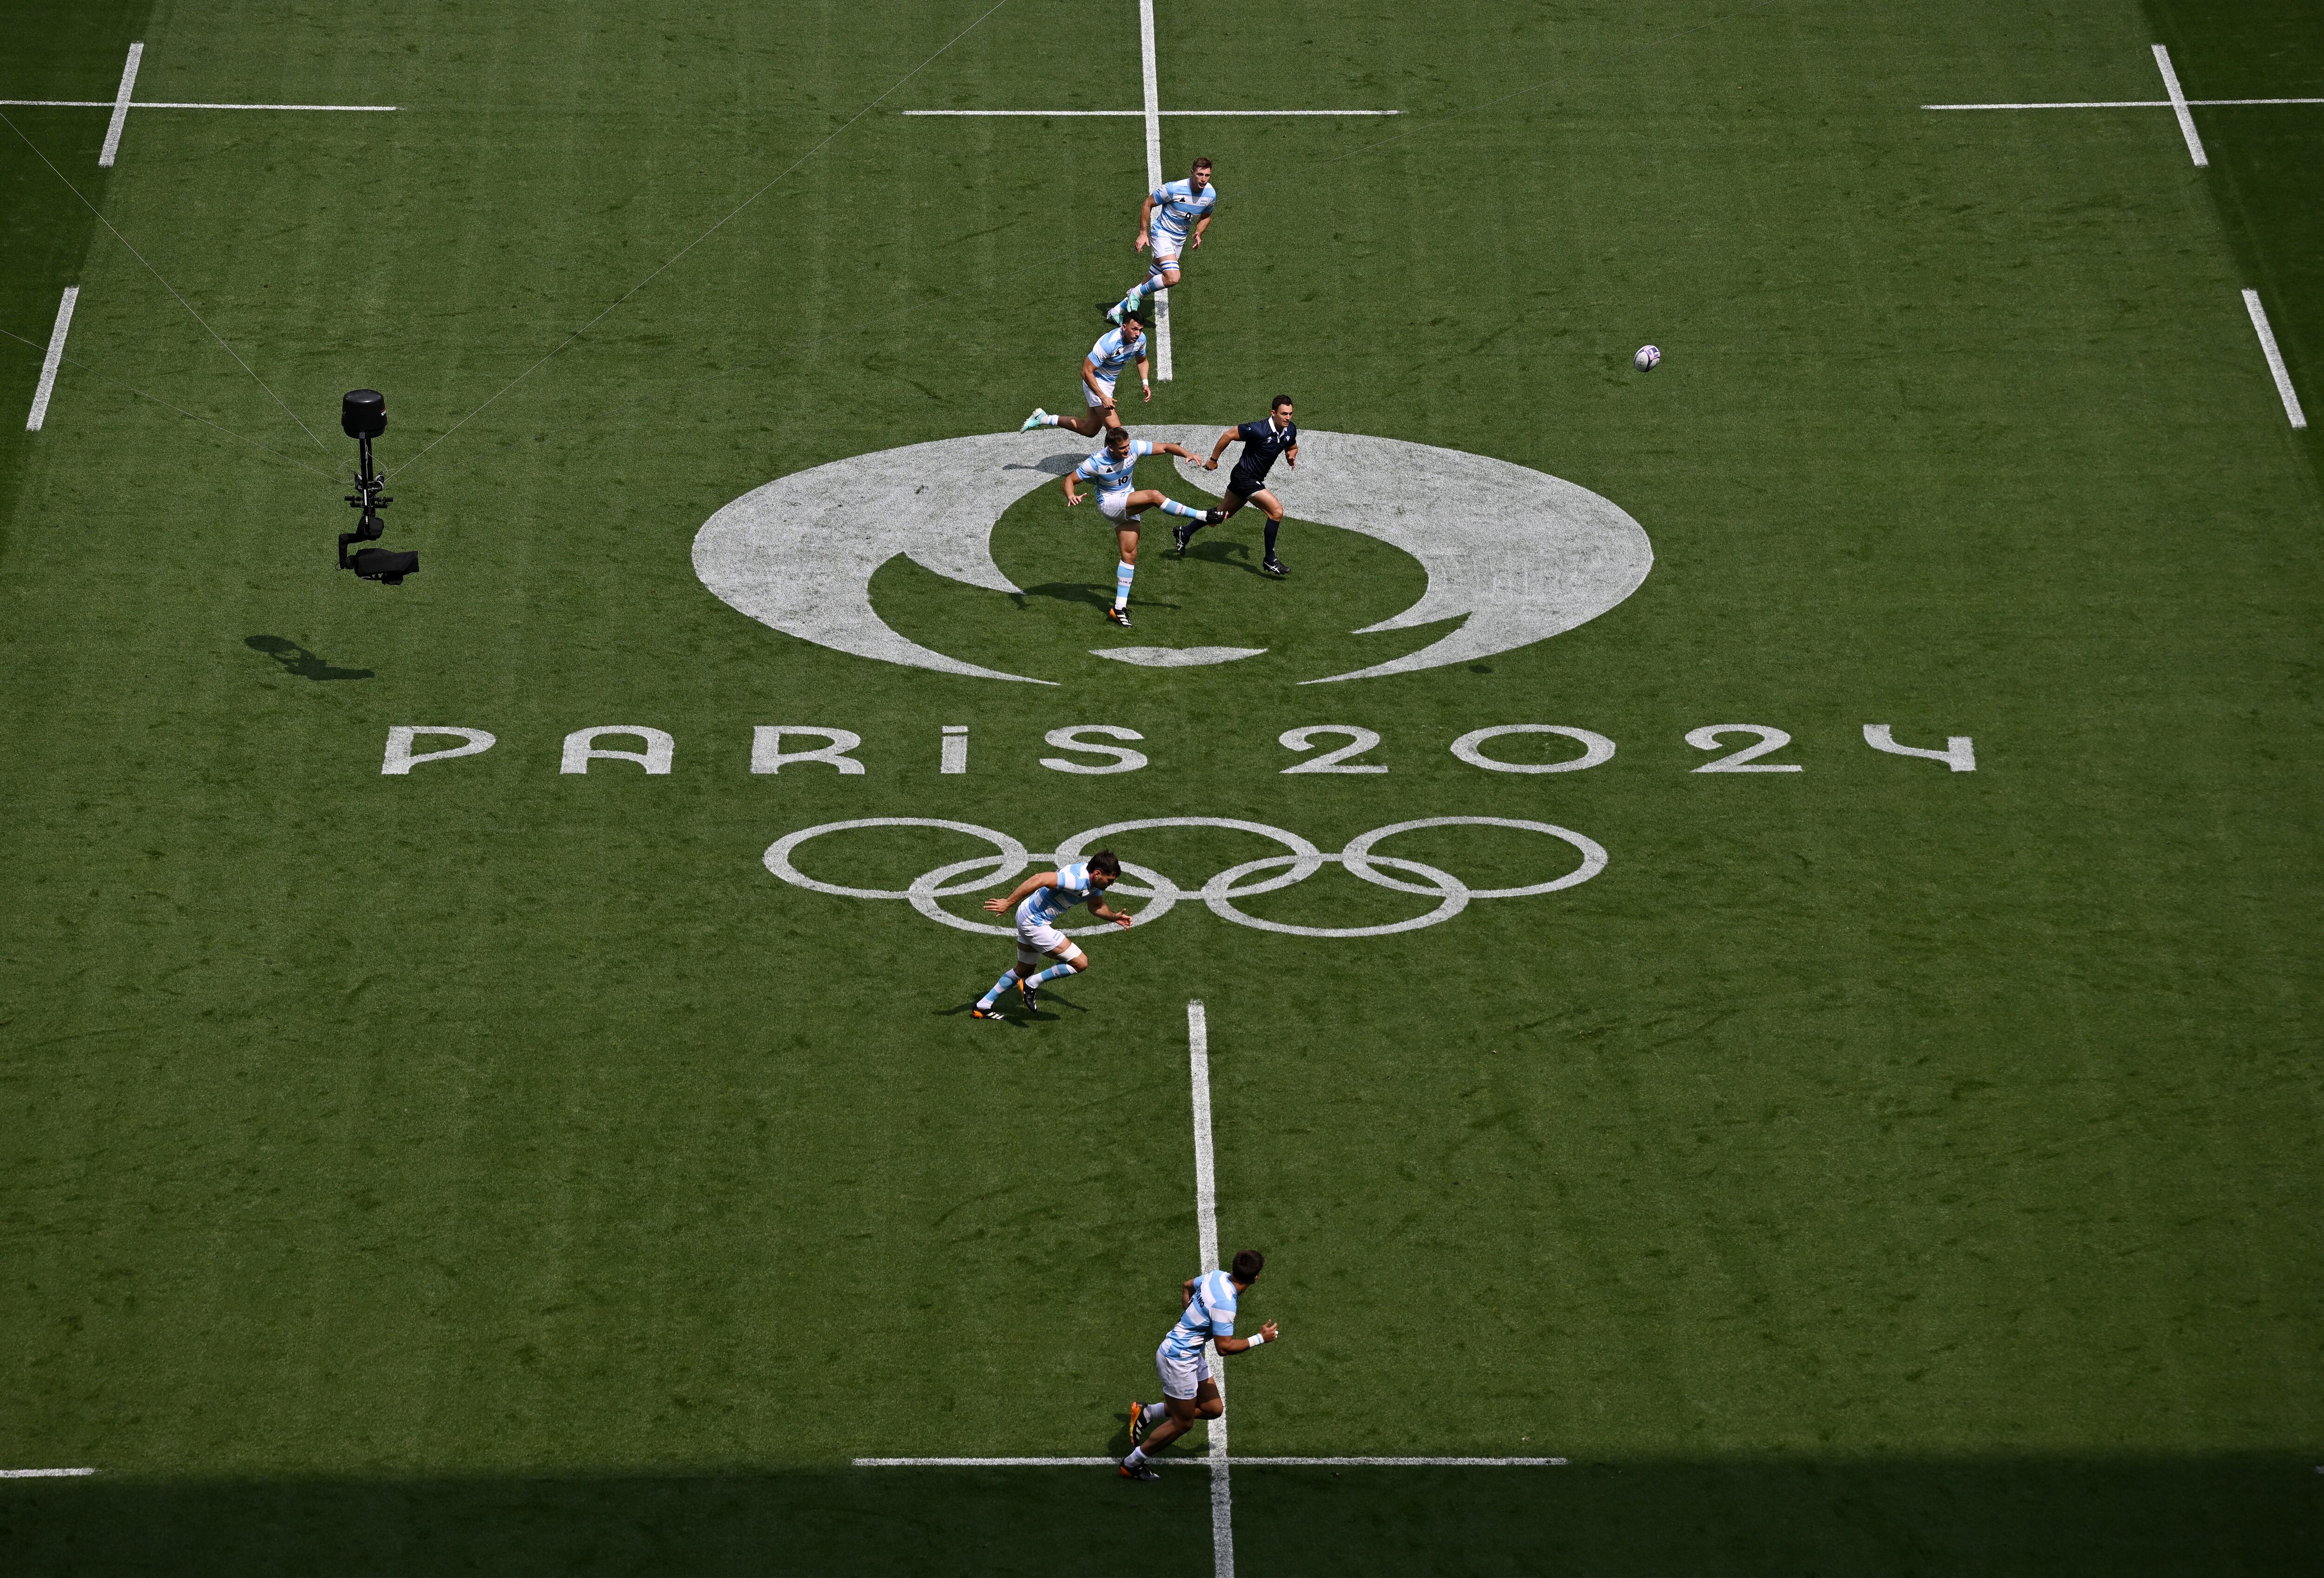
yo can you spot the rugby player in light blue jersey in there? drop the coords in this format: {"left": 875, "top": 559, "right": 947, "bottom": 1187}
{"left": 1061, "top": 426, "right": 1221, "bottom": 628}
{"left": 1022, "top": 317, "right": 1149, "bottom": 439}
{"left": 971, "top": 851, "right": 1131, "bottom": 1019}
{"left": 1103, "top": 157, "right": 1216, "bottom": 325}
{"left": 1122, "top": 1248, "right": 1277, "bottom": 1480}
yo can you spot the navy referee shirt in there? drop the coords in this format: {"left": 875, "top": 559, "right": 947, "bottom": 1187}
{"left": 1231, "top": 417, "right": 1298, "bottom": 484}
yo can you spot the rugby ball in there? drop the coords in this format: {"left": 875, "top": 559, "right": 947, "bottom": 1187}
{"left": 1634, "top": 345, "right": 1661, "bottom": 372}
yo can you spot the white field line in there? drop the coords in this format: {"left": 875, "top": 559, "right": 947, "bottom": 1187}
{"left": 1, "top": 99, "right": 398, "bottom": 110}
{"left": 98, "top": 41, "right": 142, "bottom": 166}
{"left": 2242, "top": 289, "right": 2309, "bottom": 429}
{"left": 1187, "top": 998, "right": 1232, "bottom": 1578}
{"left": 2151, "top": 44, "right": 2208, "bottom": 166}
{"left": 0, "top": 1468, "right": 97, "bottom": 1479}
{"left": 1922, "top": 97, "right": 2324, "bottom": 110}
{"left": 899, "top": 109, "right": 1398, "bottom": 116}
{"left": 1138, "top": 0, "right": 1172, "bottom": 382}
{"left": 852, "top": 1456, "right": 1568, "bottom": 1468}
{"left": 26, "top": 285, "right": 79, "bottom": 431}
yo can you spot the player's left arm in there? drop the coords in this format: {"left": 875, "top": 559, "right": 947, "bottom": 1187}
{"left": 1216, "top": 1322, "right": 1279, "bottom": 1354}
{"left": 1155, "top": 443, "right": 1195, "bottom": 463}
{"left": 1137, "top": 355, "right": 1152, "bottom": 404}
{"left": 1284, "top": 439, "right": 1298, "bottom": 469}
{"left": 1190, "top": 211, "right": 1210, "bottom": 249}
{"left": 1089, "top": 895, "right": 1135, "bottom": 928}
{"left": 984, "top": 872, "right": 1056, "bottom": 913}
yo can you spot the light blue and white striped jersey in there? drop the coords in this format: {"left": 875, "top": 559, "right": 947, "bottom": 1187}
{"left": 1159, "top": 1268, "right": 1239, "bottom": 1360}
{"left": 1086, "top": 327, "right": 1145, "bottom": 381}
{"left": 1149, "top": 177, "right": 1218, "bottom": 240}
{"left": 1073, "top": 440, "right": 1156, "bottom": 497}
{"left": 1019, "top": 863, "right": 1100, "bottom": 927}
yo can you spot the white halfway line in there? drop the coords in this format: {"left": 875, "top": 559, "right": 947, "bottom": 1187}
{"left": 0, "top": 1468, "right": 97, "bottom": 1479}
{"left": 26, "top": 285, "right": 79, "bottom": 432}
{"left": 99, "top": 41, "right": 142, "bottom": 166}
{"left": 1138, "top": 0, "right": 1174, "bottom": 383}
{"left": 2242, "top": 289, "right": 2308, "bottom": 430}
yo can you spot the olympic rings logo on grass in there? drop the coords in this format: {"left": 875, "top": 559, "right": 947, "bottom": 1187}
{"left": 763, "top": 816, "right": 1609, "bottom": 940}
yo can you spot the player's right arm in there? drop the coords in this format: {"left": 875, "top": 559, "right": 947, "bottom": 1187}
{"left": 1136, "top": 192, "right": 1156, "bottom": 250}
{"left": 1181, "top": 1277, "right": 1198, "bottom": 1307}
{"left": 985, "top": 872, "right": 1057, "bottom": 914}
{"left": 1204, "top": 427, "right": 1238, "bottom": 470}
{"left": 1082, "top": 358, "right": 1112, "bottom": 405}
{"left": 1216, "top": 1321, "right": 1280, "bottom": 1354}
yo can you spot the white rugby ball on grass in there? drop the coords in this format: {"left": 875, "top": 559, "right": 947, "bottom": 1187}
{"left": 1634, "top": 345, "right": 1660, "bottom": 371}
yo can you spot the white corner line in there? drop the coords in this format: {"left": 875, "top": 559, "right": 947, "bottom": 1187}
{"left": 0, "top": 1467, "right": 98, "bottom": 1479}
{"left": 2242, "top": 289, "right": 2309, "bottom": 429}
{"left": 26, "top": 285, "right": 79, "bottom": 432}
{"left": 98, "top": 41, "right": 143, "bottom": 167}
{"left": 2151, "top": 44, "right": 2208, "bottom": 166}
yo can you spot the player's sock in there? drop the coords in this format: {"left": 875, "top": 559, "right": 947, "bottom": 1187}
{"left": 1028, "top": 962, "right": 1078, "bottom": 988}
{"left": 1115, "top": 560, "right": 1135, "bottom": 610}
{"left": 977, "top": 968, "right": 1018, "bottom": 1010}
{"left": 1141, "top": 1402, "right": 1168, "bottom": 1426}
{"left": 1040, "top": 413, "right": 1062, "bottom": 427}
{"left": 1157, "top": 498, "right": 1202, "bottom": 519}
{"left": 1264, "top": 518, "right": 1281, "bottom": 558}
{"left": 1125, "top": 1446, "right": 1148, "bottom": 1466}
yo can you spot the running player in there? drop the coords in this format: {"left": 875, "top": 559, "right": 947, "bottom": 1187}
{"left": 971, "top": 852, "right": 1130, "bottom": 1019}
{"left": 1063, "top": 426, "right": 1221, "bottom": 629}
{"left": 1175, "top": 394, "right": 1299, "bottom": 577}
{"left": 1023, "top": 316, "right": 1150, "bottom": 438}
{"left": 1121, "top": 1249, "right": 1277, "bottom": 1481}
{"left": 1103, "top": 158, "right": 1217, "bottom": 326}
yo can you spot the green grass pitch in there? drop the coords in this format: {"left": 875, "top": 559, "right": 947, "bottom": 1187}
{"left": 2, "top": 0, "right": 2320, "bottom": 1571}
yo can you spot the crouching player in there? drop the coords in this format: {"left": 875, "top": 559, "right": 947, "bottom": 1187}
{"left": 1122, "top": 1249, "right": 1277, "bottom": 1480}
{"left": 972, "top": 851, "right": 1131, "bottom": 1019}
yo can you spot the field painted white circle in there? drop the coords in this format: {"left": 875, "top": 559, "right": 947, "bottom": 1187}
{"left": 693, "top": 428, "right": 1652, "bottom": 685}
{"left": 760, "top": 816, "right": 1608, "bottom": 939}
{"left": 1449, "top": 725, "right": 1617, "bottom": 774}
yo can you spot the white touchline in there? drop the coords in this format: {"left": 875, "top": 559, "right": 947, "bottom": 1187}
{"left": 2151, "top": 44, "right": 2207, "bottom": 167}
{"left": 0, "top": 1468, "right": 97, "bottom": 1479}
{"left": 98, "top": 41, "right": 142, "bottom": 167}
{"left": 852, "top": 1456, "right": 1568, "bottom": 1467}
{"left": 1, "top": 99, "right": 401, "bottom": 111}
{"left": 2241, "top": 289, "right": 2309, "bottom": 430}
{"left": 26, "top": 285, "right": 79, "bottom": 432}
{"left": 1922, "top": 98, "right": 2324, "bottom": 110}
{"left": 1186, "top": 998, "right": 1233, "bottom": 1578}
{"left": 1138, "top": 0, "right": 1173, "bottom": 383}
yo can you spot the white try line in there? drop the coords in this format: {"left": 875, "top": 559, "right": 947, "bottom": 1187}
{"left": 854, "top": 1002, "right": 1565, "bottom": 1578}
{"left": 855, "top": 1456, "right": 1566, "bottom": 1467}
{"left": 1923, "top": 43, "right": 2324, "bottom": 167}
{"left": 2241, "top": 289, "right": 2309, "bottom": 429}
{"left": 25, "top": 285, "right": 79, "bottom": 431}
{"left": 0, "top": 1468, "right": 97, "bottom": 1479}
{"left": 3, "top": 41, "right": 397, "bottom": 168}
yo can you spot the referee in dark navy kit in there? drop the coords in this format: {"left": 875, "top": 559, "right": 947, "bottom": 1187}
{"left": 1174, "top": 394, "right": 1300, "bottom": 577}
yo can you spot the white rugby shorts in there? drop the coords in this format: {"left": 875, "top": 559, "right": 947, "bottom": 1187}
{"left": 1083, "top": 374, "right": 1117, "bottom": 410}
{"left": 1095, "top": 488, "right": 1139, "bottom": 523}
{"left": 1016, "top": 914, "right": 1070, "bottom": 956}
{"left": 1155, "top": 1341, "right": 1211, "bottom": 1400}
{"left": 1150, "top": 228, "right": 1185, "bottom": 268}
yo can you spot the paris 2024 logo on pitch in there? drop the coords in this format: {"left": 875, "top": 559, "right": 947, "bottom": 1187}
{"left": 691, "top": 426, "right": 1653, "bottom": 684}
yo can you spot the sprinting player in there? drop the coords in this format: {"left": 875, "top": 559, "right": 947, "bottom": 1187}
{"left": 1063, "top": 426, "right": 1221, "bottom": 629}
{"left": 971, "top": 852, "right": 1130, "bottom": 1019}
{"left": 1121, "top": 1249, "right": 1277, "bottom": 1481}
{"left": 1023, "top": 317, "right": 1149, "bottom": 438}
{"left": 1176, "top": 394, "right": 1299, "bottom": 577}
{"left": 1103, "top": 158, "right": 1217, "bottom": 325}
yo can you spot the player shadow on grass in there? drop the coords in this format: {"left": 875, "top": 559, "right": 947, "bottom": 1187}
{"left": 244, "top": 635, "right": 374, "bottom": 681}
{"left": 935, "top": 995, "right": 1089, "bottom": 1023}
{"left": 1002, "top": 452, "right": 1085, "bottom": 477}
{"left": 1014, "top": 581, "right": 1182, "bottom": 614}
{"left": 1177, "top": 537, "right": 1275, "bottom": 577}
